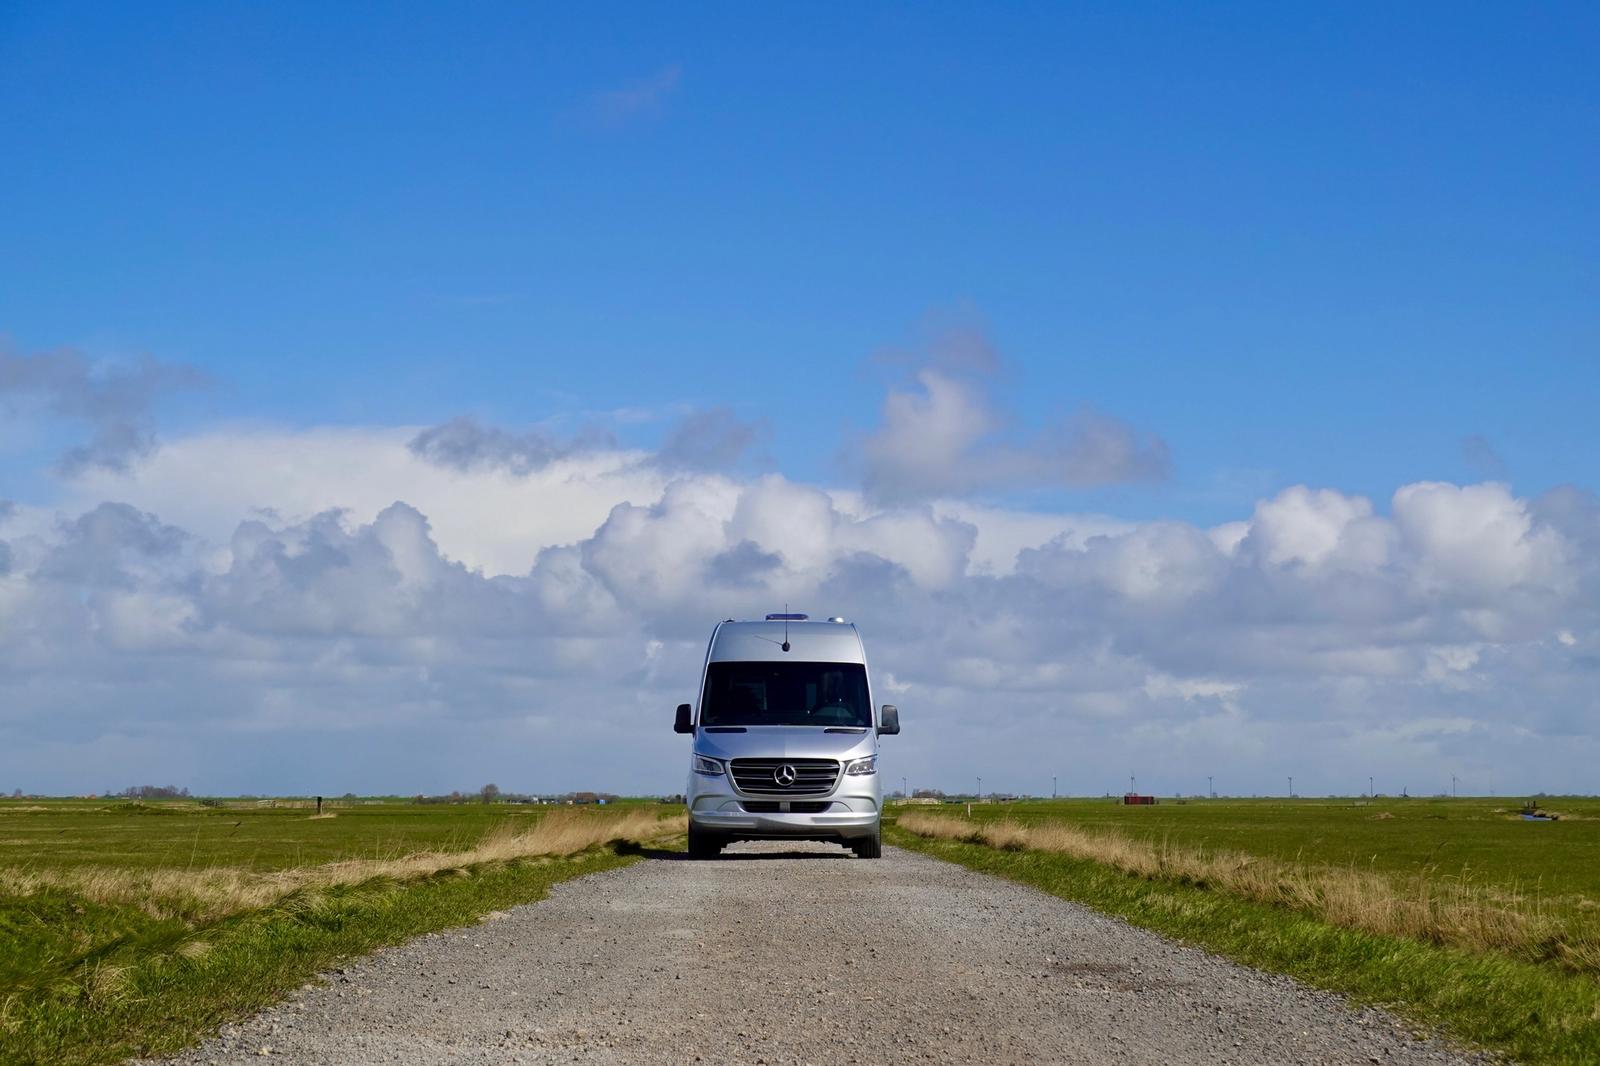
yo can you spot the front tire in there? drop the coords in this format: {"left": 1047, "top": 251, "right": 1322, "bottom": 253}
{"left": 851, "top": 826, "right": 882, "bottom": 859}
{"left": 687, "top": 824, "right": 723, "bottom": 859}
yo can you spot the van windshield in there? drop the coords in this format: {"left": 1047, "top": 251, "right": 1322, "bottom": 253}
{"left": 700, "top": 661, "right": 871, "bottom": 728}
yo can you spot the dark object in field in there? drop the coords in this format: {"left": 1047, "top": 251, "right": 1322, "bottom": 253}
{"left": 1520, "top": 800, "right": 1559, "bottom": 822}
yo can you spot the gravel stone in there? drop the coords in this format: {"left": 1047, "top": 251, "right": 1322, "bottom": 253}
{"left": 148, "top": 842, "right": 1486, "bottom": 1065}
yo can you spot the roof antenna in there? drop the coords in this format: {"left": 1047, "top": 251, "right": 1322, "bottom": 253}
{"left": 782, "top": 603, "right": 791, "bottom": 653}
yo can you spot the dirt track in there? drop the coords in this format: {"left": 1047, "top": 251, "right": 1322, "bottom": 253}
{"left": 159, "top": 841, "right": 1481, "bottom": 1065}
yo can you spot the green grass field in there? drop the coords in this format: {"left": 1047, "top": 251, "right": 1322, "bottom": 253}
{"left": 8, "top": 795, "right": 1598, "bottom": 1064}
{"left": 0, "top": 796, "right": 668, "bottom": 871}
{"left": 961, "top": 795, "right": 1600, "bottom": 888}
{"left": 889, "top": 795, "right": 1600, "bottom": 1065}
{"left": 937, "top": 795, "right": 1600, "bottom": 925}
{"left": 0, "top": 797, "right": 682, "bottom": 1066}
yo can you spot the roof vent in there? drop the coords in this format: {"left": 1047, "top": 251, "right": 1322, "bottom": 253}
{"left": 828, "top": 616, "right": 846, "bottom": 623}
{"left": 765, "top": 613, "right": 808, "bottom": 621}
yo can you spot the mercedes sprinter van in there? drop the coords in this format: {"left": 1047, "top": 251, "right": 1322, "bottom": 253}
{"left": 673, "top": 614, "right": 900, "bottom": 858}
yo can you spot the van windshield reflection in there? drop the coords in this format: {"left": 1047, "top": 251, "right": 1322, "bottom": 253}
{"left": 700, "top": 661, "right": 871, "bottom": 728}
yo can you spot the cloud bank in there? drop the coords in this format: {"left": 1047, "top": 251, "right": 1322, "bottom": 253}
{"left": 3, "top": 424, "right": 1595, "bottom": 798}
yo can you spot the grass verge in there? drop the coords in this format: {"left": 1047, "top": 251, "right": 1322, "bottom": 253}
{"left": 896, "top": 811, "right": 1600, "bottom": 971}
{"left": 1, "top": 812, "right": 683, "bottom": 1066}
{"left": 889, "top": 823, "right": 1600, "bottom": 1065}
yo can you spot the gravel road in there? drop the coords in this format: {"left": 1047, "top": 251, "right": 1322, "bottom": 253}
{"left": 158, "top": 842, "right": 1483, "bottom": 1065}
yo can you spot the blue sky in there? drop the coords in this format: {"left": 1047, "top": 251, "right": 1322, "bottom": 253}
{"left": 1, "top": 4, "right": 1597, "bottom": 795}
{"left": 4, "top": 2, "right": 1596, "bottom": 519}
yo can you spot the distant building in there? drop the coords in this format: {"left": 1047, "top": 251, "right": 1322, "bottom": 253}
{"left": 1122, "top": 793, "right": 1157, "bottom": 805}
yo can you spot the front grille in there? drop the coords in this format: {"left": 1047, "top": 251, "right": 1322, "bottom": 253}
{"left": 730, "top": 758, "right": 840, "bottom": 796}
{"left": 741, "top": 801, "right": 780, "bottom": 813}
{"left": 790, "top": 801, "right": 831, "bottom": 813}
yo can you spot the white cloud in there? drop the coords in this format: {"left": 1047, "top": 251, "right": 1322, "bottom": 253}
{"left": 860, "top": 369, "right": 1169, "bottom": 503}
{"left": 1242, "top": 485, "right": 1390, "bottom": 571}
{"left": 1393, "top": 481, "right": 1571, "bottom": 600}
{"left": 4, "top": 420, "right": 1599, "bottom": 798}
{"left": 64, "top": 425, "right": 670, "bottom": 576}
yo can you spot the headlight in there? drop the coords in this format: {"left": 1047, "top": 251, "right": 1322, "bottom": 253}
{"left": 844, "top": 755, "right": 877, "bottom": 776}
{"left": 692, "top": 754, "right": 725, "bottom": 776}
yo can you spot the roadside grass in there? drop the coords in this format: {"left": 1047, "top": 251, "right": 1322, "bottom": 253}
{"left": 933, "top": 796, "right": 1600, "bottom": 923}
{"left": 897, "top": 811, "right": 1600, "bottom": 971}
{"left": 0, "top": 805, "right": 684, "bottom": 1066}
{"left": 2, "top": 807, "right": 680, "bottom": 923}
{"left": 0, "top": 796, "right": 669, "bottom": 873}
{"left": 890, "top": 814, "right": 1600, "bottom": 1065}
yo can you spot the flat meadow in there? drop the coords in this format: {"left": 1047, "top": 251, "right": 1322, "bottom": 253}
{"left": 1, "top": 796, "right": 598, "bottom": 872}
{"left": 949, "top": 795, "right": 1600, "bottom": 921}
{"left": 0, "top": 797, "right": 683, "bottom": 1065}
{"left": 890, "top": 795, "right": 1600, "bottom": 1064}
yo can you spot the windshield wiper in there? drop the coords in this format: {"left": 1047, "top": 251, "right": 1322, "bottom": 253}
{"left": 703, "top": 726, "right": 747, "bottom": 733}
{"left": 823, "top": 727, "right": 868, "bottom": 734}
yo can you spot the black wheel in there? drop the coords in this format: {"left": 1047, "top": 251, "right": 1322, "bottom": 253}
{"left": 687, "top": 824, "right": 723, "bottom": 859}
{"left": 852, "top": 826, "right": 882, "bottom": 859}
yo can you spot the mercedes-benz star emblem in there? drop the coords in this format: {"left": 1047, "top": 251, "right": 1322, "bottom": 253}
{"left": 773, "top": 764, "right": 797, "bottom": 787}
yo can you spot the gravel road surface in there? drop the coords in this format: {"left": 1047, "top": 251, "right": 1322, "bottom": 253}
{"left": 158, "top": 842, "right": 1482, "bottom": 1065}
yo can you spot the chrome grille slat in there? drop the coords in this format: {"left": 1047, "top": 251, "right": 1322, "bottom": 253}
{"left": 729, "top": 757, "right": 840, "bottom": 795}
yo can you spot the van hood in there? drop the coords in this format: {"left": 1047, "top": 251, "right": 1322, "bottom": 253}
{"left": 694, "top": 725, "right": 873, "bottom": 762}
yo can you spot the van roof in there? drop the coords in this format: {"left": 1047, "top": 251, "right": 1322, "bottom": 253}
{"left": 707, "top": 619, "right": 866, "bottom": 664}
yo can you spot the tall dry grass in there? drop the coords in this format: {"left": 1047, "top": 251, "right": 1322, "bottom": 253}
{"left": 897, "top": 811, "right": 1600, "bottom": 973}
{"left": 1, "top": 808, "right": 684, "bottom": 923}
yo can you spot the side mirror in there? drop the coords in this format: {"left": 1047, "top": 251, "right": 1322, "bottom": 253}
{"left": 878, "top": 704, "right": 900, "bottom": 736}
{"left": 674, "top": 704, "right": 694, "bottom": 734}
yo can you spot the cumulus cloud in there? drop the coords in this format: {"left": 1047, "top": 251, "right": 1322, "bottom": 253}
{"left": 67, "top": 425, "right": 664, "bottom": 576}
{"left": 1393, "top": 481, "right": 1572, "bottom": 604}
{"left": 4, "top": 419, "right": 1597, "bottom": 798}
{"left": 859, "top": 331, "right": 1169, "bottom": 503}
{"left": 9, "top": 318, "right": 1592, "bottom": 798}
{"left": 0, "top": 345, "right": 207, "bottom": 474}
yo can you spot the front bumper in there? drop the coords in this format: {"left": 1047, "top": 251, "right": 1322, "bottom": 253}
{"left": 688, "top": 770, "right": 880, "bottom": 841}
{"left": 690, "top": 802, "right": 879, "bottom": 841}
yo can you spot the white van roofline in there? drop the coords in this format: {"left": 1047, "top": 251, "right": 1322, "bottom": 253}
{"left": 706, "top": 619, "right": 867, "bottom": 665}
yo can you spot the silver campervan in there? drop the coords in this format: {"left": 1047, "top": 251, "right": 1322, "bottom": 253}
{"left": 673, "top": 614, "right": 900, "bottom": 858}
